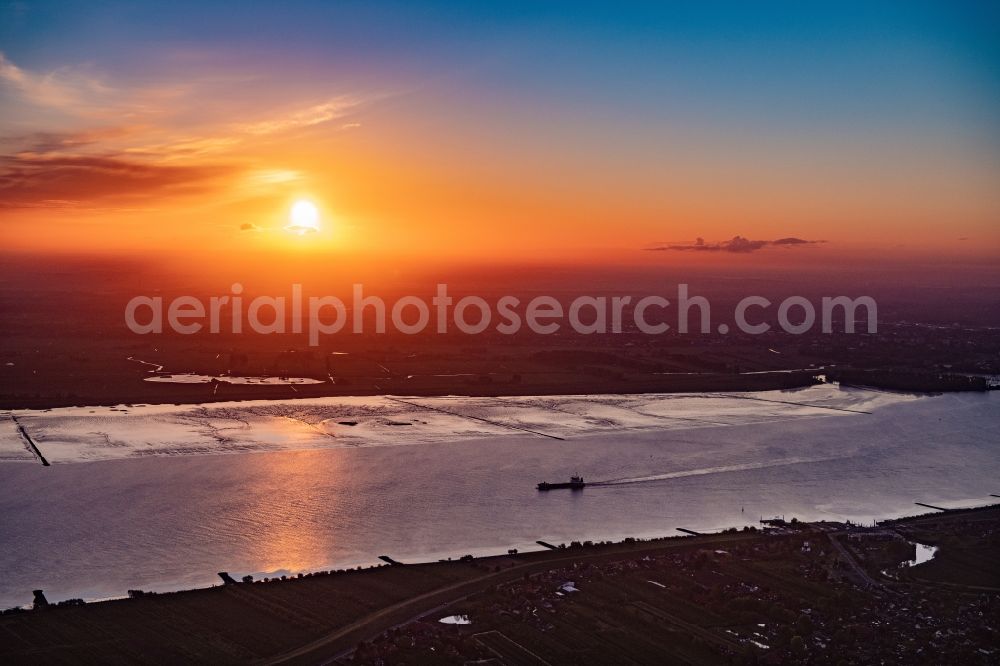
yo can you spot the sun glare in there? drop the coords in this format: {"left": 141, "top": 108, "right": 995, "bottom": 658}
{"left": 287, "top": 200, "right": 320, "bottom": 235}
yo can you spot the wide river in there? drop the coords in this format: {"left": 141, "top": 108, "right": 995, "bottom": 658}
{"left": 1, "top": 386, "right": 997, "bottom": 608}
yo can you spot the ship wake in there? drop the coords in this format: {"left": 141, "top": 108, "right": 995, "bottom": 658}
{"left": 591, "top": 455, "right": 850, "bottom": 487}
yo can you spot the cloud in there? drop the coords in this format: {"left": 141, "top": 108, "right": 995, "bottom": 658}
{"left": 772, "top": 237, "right": 816, "bottom": 246}
{"left": 1, "top": 52, "right": 371, "bottom": 147}
{"left": 122, "top": 136, "right": 243, "bottom": 161}
{"left": 723, "top": 236, "right": 768, "bottom": 253}
{"left": 0, "top": 52, "right": 114, "bottom": 113}
{"left": 0, "top": 52, "right": 377, "bottom": 210}
{"left": 236, "top": 97, "right": 364, "bottom": 136}
{"left": 239, "top": 222, "right": 262, "bottom": 231}
{"left": 647, "top": 236, "right": 824, "bottom": 253}
{"left": 0, "top": 127, "right": 141, "bottom": 156}
{"left": 0, "top": 152, "right": 237, "bottom": 207}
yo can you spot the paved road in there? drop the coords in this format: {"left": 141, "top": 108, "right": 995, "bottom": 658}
{"left": 263, "top": 532, "right": 758, "bottom": 665}
{"left": 826, "top": 532, "right": 882, "bottom": 589}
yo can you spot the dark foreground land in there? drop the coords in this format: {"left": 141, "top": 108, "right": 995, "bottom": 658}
{"left": 2, "top": 506, "right": 998, "bottom": 665}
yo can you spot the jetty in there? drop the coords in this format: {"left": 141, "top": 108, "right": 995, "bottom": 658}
{"left": 11, "top": 415, "right": 48, "bottom": 466}
{"left": 378, "top": 556, "right": 404, "bottom": 566}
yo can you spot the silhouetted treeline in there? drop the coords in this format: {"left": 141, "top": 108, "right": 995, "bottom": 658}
{"left": 830, "top": 369, "right": 990, "bottom": 392}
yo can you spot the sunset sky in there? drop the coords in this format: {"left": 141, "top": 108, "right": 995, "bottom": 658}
{"left": 1, "top": 1, "right": 998, "bottom": 269}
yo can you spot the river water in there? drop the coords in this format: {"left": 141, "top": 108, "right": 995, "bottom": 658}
{"left": 1, "top": 386, "right": 997, "bottom": 608}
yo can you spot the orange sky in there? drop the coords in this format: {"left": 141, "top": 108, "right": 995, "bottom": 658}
{"left": 2, "top": 3, "right": 999, "bottom": 270}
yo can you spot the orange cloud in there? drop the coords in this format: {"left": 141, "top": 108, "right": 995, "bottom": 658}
{"left": 0, "top": 52, "right": 376, "bottom": 218}
{"left": 0, "top": 152, "right": 238, "bottom": 207}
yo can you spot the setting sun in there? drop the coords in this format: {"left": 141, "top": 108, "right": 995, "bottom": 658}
{"left": 287, "top": 200, "right": 320, "bottom": 235}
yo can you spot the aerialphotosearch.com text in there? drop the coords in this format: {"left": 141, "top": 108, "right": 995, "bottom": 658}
{"left": 125, "top": 283, "right": 878, "bottom": 346}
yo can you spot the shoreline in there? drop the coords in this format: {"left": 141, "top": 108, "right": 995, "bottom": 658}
{"left": 10, "top": 501, "right": 998, "bottom": 613}
{"left": 3, "top": 503, "right": 997, "bottom": 664}
{"left": 5, "top": 377, "right": 992, "bottom": 414}
{"left": 4, "top": 364, "right": 993, "bottom": 413}
{"left": 1, "top": 370, "right": 825, "bottom": 411}
{"left": 3, "top": 378, "right": 892, "bottom": 416}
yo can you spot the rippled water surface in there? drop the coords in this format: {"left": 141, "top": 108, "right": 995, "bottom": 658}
{"left": 1, "top": 387, "right": 997, "bottom": 607}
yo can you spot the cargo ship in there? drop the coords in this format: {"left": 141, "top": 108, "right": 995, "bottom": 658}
{"left": 537, "top": 475, "right": 586, "bottom": 491}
